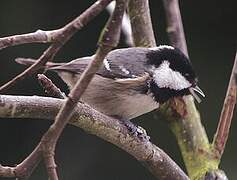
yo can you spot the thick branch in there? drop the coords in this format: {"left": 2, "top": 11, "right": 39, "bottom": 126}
{"left": 128, "top": 0, "right": 156, "bottom": 47}
{"left": 0, "top": 0, "right": 113, "bottom": 93}
{"left": 159, "top": 97, "right": 218, "bottom": 179}
{"left": 213, "top": 51, "right": 237, "bottom": 157}
{"left": 0, "top": 95, "right": 188, "bottom": 180}
{"left": 38, "top": 73, "right": 188, "bottom": 179}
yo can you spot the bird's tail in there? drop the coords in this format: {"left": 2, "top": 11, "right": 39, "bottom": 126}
{"left": 15, "top": 58, "right": 64, "bottom": 69}
{"left": 16, "top": 56, "right": 92, "bottom": 73}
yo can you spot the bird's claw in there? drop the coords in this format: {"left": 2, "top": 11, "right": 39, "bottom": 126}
{"left": 123, "top": 120, "right": 150, "bottom": 141}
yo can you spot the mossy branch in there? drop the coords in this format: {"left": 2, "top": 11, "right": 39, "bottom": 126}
{"left": 162, "top": 0, "right": 229, "bottom": 179}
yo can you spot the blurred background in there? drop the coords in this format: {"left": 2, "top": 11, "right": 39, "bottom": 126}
{"left": 0, "top": 0, "right": 236, "bottom": 179}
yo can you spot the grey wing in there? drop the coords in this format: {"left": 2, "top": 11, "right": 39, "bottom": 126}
{"left": 50, "top": 47, "right": 150, "bottom": 79}
{"left": 97, "top": 47, "right": 151, "bottom": 79}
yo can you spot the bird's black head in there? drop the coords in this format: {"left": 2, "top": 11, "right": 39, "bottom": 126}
{"left": 146, "top": 45, "right": 204, "bottom": 103}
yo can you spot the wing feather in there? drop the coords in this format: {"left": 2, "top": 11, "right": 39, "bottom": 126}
{"left": 50, "top": 47, "right": 151, "bottom": 79}
{"left": 97, "top": 47, "right": 150, "bottom": 79}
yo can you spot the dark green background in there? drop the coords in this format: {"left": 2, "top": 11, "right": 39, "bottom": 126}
{"left": 0, "top": 0, "right": 236, "bottom": 179}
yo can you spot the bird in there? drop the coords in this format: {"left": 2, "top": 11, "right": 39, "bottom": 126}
{"left": 16, "top": 45, "right": 204, "bottom": 129}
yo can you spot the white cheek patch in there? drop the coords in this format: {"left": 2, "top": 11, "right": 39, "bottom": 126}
{"left": 153, "top": 61, "right": 191, "bottom": 90}
{"left": 103, "top": 58, "right": 111, "bottom": 71}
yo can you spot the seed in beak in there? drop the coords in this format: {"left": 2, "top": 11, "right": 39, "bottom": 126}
{"left": 189, "top": 86, "right": 205, "bottom": 103}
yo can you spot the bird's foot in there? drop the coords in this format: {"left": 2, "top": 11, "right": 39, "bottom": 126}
{"left": 122, "top": 120, "right": 150, "bottom": 141}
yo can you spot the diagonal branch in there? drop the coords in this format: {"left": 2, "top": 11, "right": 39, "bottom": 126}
{"left": 37, "top": 74, "right": 66, "bottom": 99}
{"left": 34, "top": 1, "right": 126, "bottom": 179}
{"left": 0, "top": 43, "right": 61, "bottom": 93}
{"left": 0, "top": 95, "right": 189, "bottom": 180}
{"left": 0, "top": 144, "right": 42, "bottom": 179}
{"left": 213, "top": 51, "right": 237, "bottom": 157}
{"left": 0, "top": 0, "right": 113, "bottom": 93}
{"left": 0, "top": 74, "right": 63, "bottom": 179}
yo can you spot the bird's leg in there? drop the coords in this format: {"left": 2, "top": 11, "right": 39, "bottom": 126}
{"left": 116, "top": 118, "right": 150, "bottom": 141}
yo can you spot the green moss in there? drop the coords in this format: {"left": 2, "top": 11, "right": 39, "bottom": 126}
{"left": 158, "top": 96, "right": 220, "bottom": 179}
{"left": 171, "top": 120, "right": 219, "bottom": 179}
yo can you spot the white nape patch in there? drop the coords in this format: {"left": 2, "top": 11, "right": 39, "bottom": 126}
{"left": 103, "top": 58, "right": 111, "bottom": 71}
{"left": 153, "top": 61, "right": 191, "bottom": 90}
{"left": 119, "top": 66, "right": 130, "bottom": 75}
{"left": 149, "top": 45, "right": 175, "bottom": 51}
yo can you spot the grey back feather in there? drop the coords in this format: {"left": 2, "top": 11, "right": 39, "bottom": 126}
{"left": 50, "top": 47, "right": 151, "bottom": 79}
{"left": 98, "top": 48, "right": 151, "bottom": 79}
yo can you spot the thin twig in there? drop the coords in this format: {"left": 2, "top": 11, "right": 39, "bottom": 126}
{"left": 37, "top": 74, "right": 66, "bottom": 99}
{"left": 0, "top": 43, "right": 60, "bottom": 93}
{"left": 0, "top": 144, "right": 42, "bottom": 179}
{"left": 0, "top": 95, "right": 189, "bottom": 180}
{"left": 213, "top": 51, "right": 237, "bottom": 157}
{"left": 0, "top": 29, "right": 61, "bottom": 50}
{"left": 162, "top": 0, "right": 189, "bottom": 57}
{"left": 0, "top": 0, "right": 113, "bottom": 93}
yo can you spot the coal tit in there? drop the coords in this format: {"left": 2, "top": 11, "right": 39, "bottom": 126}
{"left": 17, "top": 45, "right": 204, "bottom": 120}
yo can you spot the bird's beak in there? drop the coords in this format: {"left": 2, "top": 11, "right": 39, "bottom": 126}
{"left": 189, "top": 86, "right": 205, "bottom": 103}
